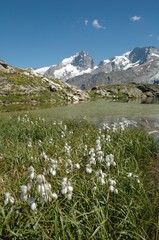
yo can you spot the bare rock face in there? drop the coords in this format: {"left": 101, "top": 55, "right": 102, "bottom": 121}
{"left": 44, "top": 51, "right": 95, "bottom": 81}
{"left": 71, "top": 51, "right": 94, "bottom": 69}
{"left": 67, "top": 47, "right": 159, "bottom": 89}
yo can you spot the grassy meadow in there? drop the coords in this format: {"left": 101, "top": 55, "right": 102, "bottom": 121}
{"left": 0, "top": 114, "right": 159, "bottom": 239}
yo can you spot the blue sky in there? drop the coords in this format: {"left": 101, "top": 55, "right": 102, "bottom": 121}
{"left": 1, "top": 0, "right": 159, "bottom": 68}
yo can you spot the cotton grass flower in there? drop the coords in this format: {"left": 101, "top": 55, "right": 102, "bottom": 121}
{"left": 65, "top": 158, "right": 73, "bottom": 173}
{"left": 64, "top": 143, "right": 71, "bottom": 155}
{"left": 28, "top": 166, "right": 35, "bottom": 180}
{"left": 106, "top": 135, "right": 111, "bottom": 142}
{"left": 37, "top": 174, "right": 46, "bottom": 184}
{"left": 35, "top": 173, "right": 58, "bottom": 202}
{"left": 88, "top": 148, "right": 96, "bottom": 165}
{"left": 41, "top": 151, "right": 49, "bottom": 161}
{"left": 89, "top": 148, "right": 95, "bottom": 156}
{"left": 51, "top": 192, "right": 58, "bottom": 200}
{"left": 127, "top": 172, "right": 133, "bottom": 178}
{"left": 30, "top": 202, "right": 37, "bottom": 211}
{"left": 97, "top": 150, "right": 104, "bottom": 162}
{"left": 105, "top": 154, "right": 116, "bottom": 167}
{"left": 96, "top": 138, "right": 101, "bottom": 151}
{"left": 112, "top": 124, "right": 117, "bottom": 132}
{"left": 103, "top": 123, "right": 111, "bottom": 131}
{"left": 49, "top": 159, "right": 58, "bottom": 176}
{"left": 61, "top": 178, "right": 73, "bottom": 200}
{"left": 20, "top": 185, "right": 28, "bottom": 201}
{"left": 109, "top": 179, "right": 118, "bottom": 194}
{"left": 74, "top": 163, "right": 80, "bottom": 169}
{"left": 86, "top": 164, "right": 93, "bottom": 174}
{"left": 27, "top": 141, "right": 32, "bottom": 148}
{"left": 4, "top": 192, "right": 15, "bottom": 205}
{"left": 96, "top": 169, "right": 107, "bottom": 185}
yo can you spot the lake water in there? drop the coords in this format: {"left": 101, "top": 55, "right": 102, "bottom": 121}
{"left": 1, "top": 99, "right": 159, "bottom": 132}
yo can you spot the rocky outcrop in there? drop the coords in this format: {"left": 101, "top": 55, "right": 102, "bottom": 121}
{"left": 0, "top": 63, "right": 90, "bottom": 105}
{"left": 0, "top": 60, "right": 16, "bottom": 73}
{"left": 89, "top": 84, "right": 159, "bottom": 100}
{"left": 137, "top": 84, "right": 159, "bottom": 97}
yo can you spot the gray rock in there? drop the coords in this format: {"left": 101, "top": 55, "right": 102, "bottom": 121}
{"left": 67, "top": 47, "right": 159, "bottom": 89}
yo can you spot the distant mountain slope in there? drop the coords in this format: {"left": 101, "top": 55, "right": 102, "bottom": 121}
{"left": 67, "top": 46, "right": 159, "bottom": 89}
{"left": 32, "top": 46, "right": 159, "bottom": 89}
{"left": 44, "top": 51, "right": 95, "bottom": 81}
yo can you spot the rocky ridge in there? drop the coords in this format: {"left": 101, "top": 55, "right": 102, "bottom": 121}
{"left": 44, "top": 51, "right": 95, "bottom": 81}
{"left": 32, "top": 46, "right": 159, "bottom": 90}
{"left": 0, "top": 60, "right": 89, "bottom": 107}
{"left": 67, "top": 47, "right": 159, "bottom": 89}
{"left": 89, "top": 83, "right": 159, "bottom": 101}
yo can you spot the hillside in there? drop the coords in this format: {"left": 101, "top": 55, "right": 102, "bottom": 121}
{"left": 0, "top": 61, "right": 89, "bottom": 110}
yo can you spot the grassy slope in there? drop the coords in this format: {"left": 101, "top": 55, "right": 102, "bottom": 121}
{"left": 0, "top": 69, "right": 80, "bottom": 107}
{"left": 0, "top": 115, "right": 158, "bottom": 239}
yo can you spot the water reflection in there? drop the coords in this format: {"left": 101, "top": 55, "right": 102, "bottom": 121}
{"left": 1, "top": 98, "right": 159, "bottom": 141}
{"left": 116, "top": 97, "right": 159, "bottom": 104}
{"left": 141, "top": 97, "right": 159, "bottom": 104}
{"left": 1, "top": 97, "right": 159, "bottom": 113}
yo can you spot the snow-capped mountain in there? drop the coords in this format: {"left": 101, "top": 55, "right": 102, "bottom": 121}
{"left": 32, "top": 46, "right": 159, "bottom": 89}
{"left": 67, "top": 46, "right": 159, "bottom": 89}
{"left": 33, "top": 66, "right": 54, "bottom": 75}
{"left": 43, "top": 51, "right": 95, "bottom": 81}
{"left": 93, "top": 46, "right": 159, "bottom": 74}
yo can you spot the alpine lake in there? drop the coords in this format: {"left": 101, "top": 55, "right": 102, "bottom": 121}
{"left": 0, "top": 98, "right": 159, "bottom": 137}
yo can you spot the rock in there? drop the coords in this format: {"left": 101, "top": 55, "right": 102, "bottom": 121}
{"left": 95, "top": 89, "right": 109, "bottom": 97}
{"left": 120, "top": 87, "right": 143, "bottom": 98}
{"left": 0, "top": 61, "right": 8, "bottom": 68}
{"left": 5, "top": 66, "right": 16, "bottom": 73}
{"left": 23, "top": 71, "right": 30, "bottom": 76}
{"left": 145, "top": 91, "right": 154, "bottom": 97}
{"left": 91, "top": 86, "right": 98, "bottom": 90}
{"left": 50, "top": 85, "right": 58, "bottom": 92}
{"left": 0, "top": 64, "right": 5, "bottom": 71}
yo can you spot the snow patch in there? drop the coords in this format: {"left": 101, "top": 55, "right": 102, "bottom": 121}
{"left": 151, "top": 53, "right": 159, "bottom": 58}
{"left": 102, "top": 59, "right": 110, "bottom": 64}
{"left": 33, "top": 66, "right": 54, "bottom": 75}
{"left": 54, "top": 65, "right": 94, "bottom": 80}
{"left": 61, "top": 53, "right": 78, "bottom": 65}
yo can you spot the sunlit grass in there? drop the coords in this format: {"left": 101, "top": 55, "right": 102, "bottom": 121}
{"left": 0, "top": 115, "right": 158, "bottom": 239}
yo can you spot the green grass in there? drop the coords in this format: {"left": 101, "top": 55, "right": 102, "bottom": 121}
{"left": 0, "top": 115, "right": 159, "bottom": 239}
{"left": 0, "top": 70, "right": 79, "bottom": 109}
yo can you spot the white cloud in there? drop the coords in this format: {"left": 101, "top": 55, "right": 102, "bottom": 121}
{"left": 84, "top": 19, "right": 88, "bottom": 26}
{"left": 92, "top": 19, "right": 106, "bottom": 29}
{"left": 130, "top": 16, "right": 141, "bottom": 21}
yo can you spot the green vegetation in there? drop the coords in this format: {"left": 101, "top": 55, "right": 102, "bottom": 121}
{"left": 0, "top": 70, "right": 82, "bottom": 110}
{"left": 0, "top": 115, "right": 159, "bottom": 239}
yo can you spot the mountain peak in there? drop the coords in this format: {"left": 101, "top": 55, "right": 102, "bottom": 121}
{"left": 72, "top": 51, "right": 94, "bottom": 69}
{"left": 128, "top": 46, "right": 159, "bottom": 64}
{"left": 43, "top": 51, "right": 95, "bottom": 81}
{"left": 32, "top": 46, "right": 159, "bottom": 84}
